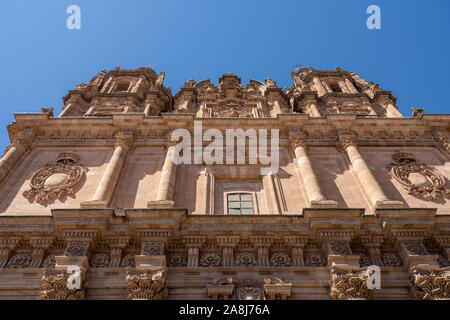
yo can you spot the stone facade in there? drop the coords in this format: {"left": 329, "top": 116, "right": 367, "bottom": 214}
{"left": 0, "top": 66, "right": 449, "bottom": 300}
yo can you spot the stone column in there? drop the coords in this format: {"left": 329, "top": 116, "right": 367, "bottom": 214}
{"left": 289, "top": 132, "right": 337, "bottom": 208}
{"left": 81, "top": 131, "right": 133, "bottom": 208}
{"left": 59, "top": 103, "right": 74, "bottom": 117}
{"left": 216, "top": 236, "right": 240, "bottom": 267}
{"left": 148, "top": 137, "right": 178, "bottom": 208}
{"left": 306, "top": 101, "right": 321, "bottom": 117}
{"left": 285, "top": 236, "right": 307, "bottom": 266}
{"left": 0, "top": 130, "right": 34, "bottom": 183}
{"left": 338, "top": 133, "right": 403, "bottom": 209}
{"left": 313, "top": 77, "right": 327, "bottom": 96}
{"left": 194, "top": 168, "right": 214, "bottom": 215}
{"left": 262, "top": 174, "right": 282, "bottom": 214}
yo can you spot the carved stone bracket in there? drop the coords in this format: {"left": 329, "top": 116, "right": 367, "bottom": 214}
{"left": 264, "top": 277, "right": 292, "bottom": 300}
{"left": 207, "top": 278, "right": 234, "bottom": 300}
{"left": 125, "top": 268, "right": 168, "bottom": 300}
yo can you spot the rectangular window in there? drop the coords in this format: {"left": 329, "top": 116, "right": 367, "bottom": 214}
{"left": 227, "top": 193, "right": 254, "bottom": 215}
{"left": 116, "top": 82, "right": 130, "bottom": 92}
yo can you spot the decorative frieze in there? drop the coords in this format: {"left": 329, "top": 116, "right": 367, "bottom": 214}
{"left": 5, "top": 254, "right": 32, "bottom": 269}
{"left": 199, "top": 253, "right": 222, "bottom": 267}
{"left": 235, "top": 253, "right": 257, "bottom": 267}
{"left": 264, "top": 277, "right": 292, "bottom": 300}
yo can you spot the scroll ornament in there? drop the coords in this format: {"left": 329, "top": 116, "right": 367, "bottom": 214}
{"left": 389, "top": 151, "right": 450, "bottom": 203}
{"left": 23, "top": 152, "right": 86, "bottom": 205}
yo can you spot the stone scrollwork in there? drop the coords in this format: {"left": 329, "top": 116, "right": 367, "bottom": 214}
{"left": 330, "top": 241, "right": 353, "bottom": 256}
{"left": 90, "top": 254, "right": 111, "bottom": 268}
{"left": 410, "top": 266, "right": 450, "bottom": 300}
{"left": 141, "top": 241, "right": 164, "bottom": 256}
{"left": 41, "top": 254, "right": 57, "bottom": 268}
{"left": 199, "top": 253, "right": 222, "bottom": 267}
{"left": 305, "top": 252, "right": 327, "bottom": 267}
{"left": 23, "top": 152, "right": 86, "bottom": 206}
{"left": 125, "top": 268, "right": 168, "bottom": 300}
{"left": 120, "top": 254, "right": 136, "bottom": 268}
{"left": 269, "top": 253, "right": 292, "bottom": 267}
{"left": 41, "top": 269, "right": 85, "bottom": 300}
{"left": 382, "top": 252, "right": 403, "bottom": 267}
{"left": 330, "top": 266, "right": 372, "bottom": 300}
{"left": 6, "top": 253, "right": 32, "bottom": 269}
{"left": 235, "top": 253, "right": 257, "bottom": 267}
{"left": 167, "top": 253, "right": 188, "bottom": 267}
{"left": 389, "top": 151, "right": 450, "bottom": 203}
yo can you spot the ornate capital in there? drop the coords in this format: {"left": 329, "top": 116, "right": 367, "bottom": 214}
{"left": 410, "top": 266, "right": 450, "bottom": 300}
{"left": 330, "top": 266, "right": 372, "bottom": 300}
{"left": 337, "top": 133, "right": 357, "bottom": 152}
{"left": 125, "top": 268, "right": 168, "bottom": 300}
{"left": 115, "top": 130, "right": 134, "bottom": 152}
{"left": 288, "top": 131, "right": 307, "bottom": 152}
{"left": 434, "top": 130, "right": 450, "bottom": 155}
{"left": 41, "top": 269, "right": 85, "bottom": 300}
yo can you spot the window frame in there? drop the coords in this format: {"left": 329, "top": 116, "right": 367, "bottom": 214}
{"left": 225, "top": 192, "right": 257, "bottom": 215}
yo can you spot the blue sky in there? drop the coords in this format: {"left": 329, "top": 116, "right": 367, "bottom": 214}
{"left": 0, "top": 0, "right": 449, "bottom": 151}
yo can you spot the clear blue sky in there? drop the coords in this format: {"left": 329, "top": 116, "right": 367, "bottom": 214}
{"left": 0, "top": 0, "right": 449, "bottom": 151}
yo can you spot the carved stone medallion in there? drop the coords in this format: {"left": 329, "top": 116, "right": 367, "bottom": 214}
{"left": 235, "top": 253, "right": 257, "bottom": 267}
{"left": 90, "top": 254, "right": 111, "bottom": 268}
{"left": 199, "top": 253, "right": 222, "bottom": 267}
{"left": 305, "top": 252, "right": 327, "bottom": 267}
{"left": 236, "top": 279, "right": 263, "bottom": 300}
{"left": 23, "top": 152, "right": 86, "bottom": 205}
{"left": 167, "top": 253, "right": 188, "bottom": 267}
{"left": 389, "top": 151, "right": 450, "bottom": 203}
{"left": 269, "top": 253, "right": 292, "bottom": 267}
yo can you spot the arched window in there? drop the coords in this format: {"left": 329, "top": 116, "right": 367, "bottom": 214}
{"left": 227, "top": 193, "right": 254, "bottom": 215}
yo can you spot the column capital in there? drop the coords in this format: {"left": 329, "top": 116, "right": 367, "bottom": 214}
{"left": 115, "top": 130, "right": 134, "bottom": 152}
{"left": 284, "top": 236, "right": 308, "bottom": 248}
{"left": 288, "top": 131, "right": 307, "bottom": 152}
{"left": 337, "top": 132, "right": 357, "bottom": 152}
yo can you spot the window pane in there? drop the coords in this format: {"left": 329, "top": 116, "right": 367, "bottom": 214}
{"left": 241, "top": 201, "right": 253, "bottom": 208}
{"left": 240, "top": 194, "right": 252, "bottom": 201}
{"left": 228, "top": 208, "right": 241, "bottom": 215}
{"left": 241, "top": 208, "right": 254, "bottom": 215}
{"left": 228, "top": 201, "right": 241, "bottom": 209}
{"left": 228, "top": 194, "right": 240, "bottom": 202}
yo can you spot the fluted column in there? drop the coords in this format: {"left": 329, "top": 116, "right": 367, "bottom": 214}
{"left": 289, "top": 132, "right": 337, "bottom": 208}
{"left": 338, "top": 133, "right": 403, "bottom": 209}
{"left": 0, "top": 130, "right": 34, "bottom": 183}
{"left": 81, "top": 131, "right": 132, "bottom": 208}
{"left": 148, "top": 137, "right": 178, "bottom": 208}
{"left": 306, "top": 101, "right": 321, "bottom": 117}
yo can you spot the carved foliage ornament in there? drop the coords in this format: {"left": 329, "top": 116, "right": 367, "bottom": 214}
{"left": 199, "top": 253, "right": 222, "bottom": 267}
{"left": 167, "top": 253, "right": 188, "bottom": 267}
{"left": 411, "top": 267, "right": 450, "bottom": 300}
{"left": 126, "top": 269, "right": 168, "bottom": 300}
{"left": 41, "top": 270, "right": 85, "bottom": 300}
{"left": 90, "top": 254, "right": 110, "bottom": 268}
{"left": 23, "top": 152, "right": 86, "bottom": 206}
{"left": 305, "top": 252, "right": 327, "bottom": 267}
{"left": 330, "top": 268, "right": 371, "bottom": 300}
{"left": 6, "top": 253, "right": 32, "bottom": 269}
{"left": 389, "top": 151, "right": 450, "bottom": 203}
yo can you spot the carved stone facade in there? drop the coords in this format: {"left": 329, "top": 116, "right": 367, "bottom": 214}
{"left": 0, "top": 66, "right": 449, "bottom": 300}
